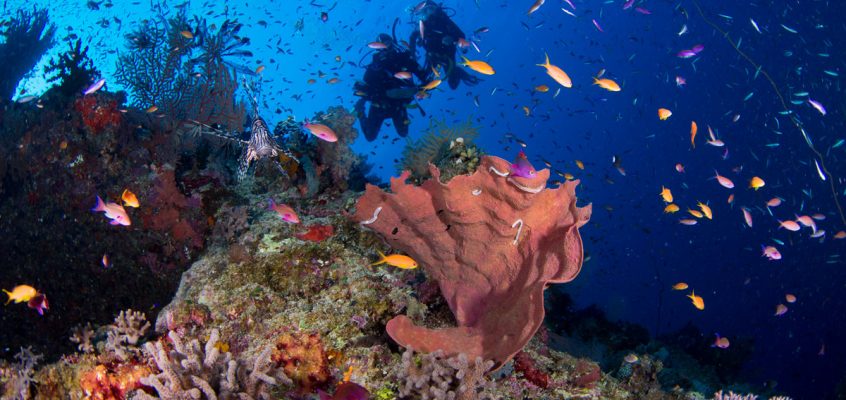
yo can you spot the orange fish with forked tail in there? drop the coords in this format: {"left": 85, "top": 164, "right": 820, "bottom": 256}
{"left": 537, "top": 53, "right": 572, "bottom": 88}
{"left": 371, "top": 251, "right": 418, "bottom": 269}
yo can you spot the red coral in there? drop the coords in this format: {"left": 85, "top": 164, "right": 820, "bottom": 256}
{"left": 74, "top": 96, "right": 121, "bottom": 133}
{"left": 572, "top": 359, "right": 601, "bottom": 389}
{"left": 271, "top": 331, "right": 331, "bottom": 393}
{"left": 352, "top": 155, "right": 591, "bottom": 368}
{"left": 514, "top": 351, "right": 550, "bottom": 389}
{"left": 79, "top": 363, "right": 152, "bottom": 400}
{"left": 140, "top": 167, "right": 203, "bottom": 250}
{"left": 296, "top": 224, "right": 335, "bottom": 242}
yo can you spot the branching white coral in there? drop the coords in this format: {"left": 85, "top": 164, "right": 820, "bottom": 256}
{"left": 70, "top": 323, "right": 95, "bottom": 354}
{"left": 396, "top": 349, "right": 496, "bottom": 400}
{"left": 105, "top": 309, "right": 151, "bottom": 361}
{"left": 133, "top": 329, "right": 291, "bottom": 400}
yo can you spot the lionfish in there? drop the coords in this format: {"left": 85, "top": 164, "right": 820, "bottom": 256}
{"left": 183, "top": 80, "right": 296, "bottom": 180}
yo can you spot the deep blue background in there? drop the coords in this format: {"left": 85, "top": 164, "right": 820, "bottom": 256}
{"left": 6, "top": 0, "right": 846, "bottom": 397}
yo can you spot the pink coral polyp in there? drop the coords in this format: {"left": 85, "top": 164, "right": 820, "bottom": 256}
{"left": 353, "top": 155, "right": 591, "bottom": 368}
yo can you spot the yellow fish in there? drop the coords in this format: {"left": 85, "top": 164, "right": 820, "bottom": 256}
{"left": 593, "top": 77, "right": 621, "bottom": 92}
{"left": 749, "top": 176, "right": 765, "bottom": 190}
{"left": 687, "top": 291, "right": 705, "bottom": 310}
{"left": 146, "top": 105, "right": 158, "bottom": 113}
{"left": 672, "top": 282, "right": 689, "bottom": 290}
{"left": 697, "top": 202, "right": 712, "bottom": 220}
{"left": 461, "top": 56, "right": 495, "bottom": 75}
{"left": 687, "top": 208, "right": 704, "bottom": 218}
{"left": 658, "top": 108, "right": 672, "bottom": 120}
{"left": 3, "top": 285, "right": 37, "bottom": 304}
{"left": 371, "top": 251, "right": 418, "bottom": 269}
{"left": 122, "top": 189, "right": 140, "bottom": 208}
{"left": 537, "top": 53, "right": 572, "bottom": 88}
{"left": 664, "top": 204, "right": 680, "bottom": 213}
{"left": 659, "top": 186, "right": 673, "bottom": 203}
{"left": 575, "top": 160, "right": 584, "bottom": 170}
{"left": 421, "top": 79, "right": 442, "bottom": 90}
{"left": 690, "top": 121, "right": 698, "bottom": 148}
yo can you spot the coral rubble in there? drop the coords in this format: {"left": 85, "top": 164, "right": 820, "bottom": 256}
{"left": 353, "top": 154, "right": 591, "bottom": 367}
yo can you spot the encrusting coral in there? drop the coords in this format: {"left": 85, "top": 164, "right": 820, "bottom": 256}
{"left": 353, "top": 155, "right": 591, "bottom": 368}
{"left": 134, "top": 329, "right": 291, "bottom": 400}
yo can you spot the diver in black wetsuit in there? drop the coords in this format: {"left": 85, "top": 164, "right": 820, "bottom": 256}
{"left": 354, "top": 33, "right": 427, "bottom": 142}
{"left": 409, "top": 1, "right": 479, "bottom": 90}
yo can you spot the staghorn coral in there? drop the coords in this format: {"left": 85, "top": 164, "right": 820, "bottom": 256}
{"left": 395, "top": 348, "right": 495, "bottom": 400}
{"left": 134, "top": 329, "right": 291, "bottom": 400}
{"left": 0, "top": 7, "right": 56, "bottom": 100}
{"left": 70, "top": 323, "right": 96, "bottom": 354}
{"left": 398, "top": 117, "right": 479, "bottom": 182}
{"left": 353, "top": 155, "right": 591, "bottom": 368}
{"left": 104, "top": 309, "right": 151, "bottom": 361}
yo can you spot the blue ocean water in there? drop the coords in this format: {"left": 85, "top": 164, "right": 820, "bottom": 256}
{"left": 4, "top": 0, "right": 846, "bottom": 397}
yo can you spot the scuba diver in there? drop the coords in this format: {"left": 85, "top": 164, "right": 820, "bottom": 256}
{"left": 408, "top": 1, "right": 479, "bottom": 89}
{"left": 354, "top": 32, "right": 428, "bottom": 142}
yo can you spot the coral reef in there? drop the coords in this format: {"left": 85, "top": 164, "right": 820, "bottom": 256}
{"left": 70, "top": 323, "right": 96, "bottom": 354}
{"left": 353, "top": 155, "right": 591, "bottom": 367}
{"left": 271, "top": 331, "right": 331, "bottom": 392}
{"left": 0, "top": 347, "right": 42, "bottom": 400}
{"left": 398, "top": 117, "right": 480, "bottom": 182}
{"left": 44, "top": 38, "right": 100, "bottom": 97}
{"left": 115, "top": 10, "right": 247, "bottom": 131}
{"left": 0, "top": 7, "right": 56, "bottom": 100}
{"left": 395, "top": 349, "right": 495, "bottom": 400}
{"left": 104, "top": 310, "right": 151, "bottom": 362}
{"left": 275, "top": 107, "right": 374, "bottom": 196}
{"left": 134, "top": 329, "right": 291, "bottom": 399}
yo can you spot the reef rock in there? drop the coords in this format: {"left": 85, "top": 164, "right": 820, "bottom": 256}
{"left": 353, "top": 155, "right": 591, "bottom": 368}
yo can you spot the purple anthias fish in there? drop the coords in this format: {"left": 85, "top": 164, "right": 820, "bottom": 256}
{"left": 677, "top": 44, "right": 704, "bottom": 58}
{"left": 83, "top": 78, "right": 106, "bottom": 95}
{"left": 510, "top": 151, "right": 537, "bottom": 178}
{"left": 808, "top": 99, "right": 827, "bottom": 115}
{"left": 28, "top": 293, "right": 48, "bottom": 315}
{"left": 318, "top": 382, "right": 370, "bottom": 400}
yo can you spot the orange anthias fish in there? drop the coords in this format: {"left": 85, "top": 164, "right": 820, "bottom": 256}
{"left": 461, "top": 56, "right": 495, "bottom": 75}
{"left": 535, "top": 84, "right": 549, "bottom": 93}
{"left": 749, "top": 176, "right": 765, "bottom": 190}
{"left": 658, "top": 108, "right": 672, "bottom": 120}
{"left": 180, "top": 30, "right": 194, "bottom": 39}
{"left": 774, "top": 303, "right": 788, "bottom": 316}
{"left": 664, "top": 204, "right": 680, "bottom": 213}
{"left": 714, "top": 170, "right": 735, "bottom": 189}
{"left": 742, "top": 208, "right": 753, "bottom": 227}
{"left": 778, "top": 220, "right": 801, "bottom": 232}
{"left": 687, "top": 209, "right": 704, "bottom": 219}
{"left": 303, "top": 120, "right": 338, "bottom": 142}
{"left": 593, "top": 77, "right": 621, "bottom": 92}
{"left": 371, "top": 251, "right": 418, "bottom": 269}
{"left": 834, "top": 231, "right": 846, "bottom": 239}
{"left": 712, "top": 334, "right": 730, "bottom": 349}
{"left": 672, "top": 282, "right": 688, "bottom": 290}
{"left": 537, "top": 53, "right": 572, "bottom": 88}
{"left": 268, "top": 199, "right": 300, "bottom": 223}
{"left": 697, "top": 202, "right": 713, "bottom": 220}
{"left": 92, "top": 195, "right": 131, "bottom": 226}
{"left": 690, "top": 121, "right": 698, "bottom": 148}
{"left": 3, "top": 285, "right": 37, "bottom": 304}
{"left": 660, "top": 186, "right": 673, "bottom": 203}
{"left": 767, "top": 197, "right": 782, "bottom": 208}
{"left": 121, "top": 189, "right": 140, "bottom": 208}
{"left": 687, "top": 291, "right": 705, "bottom": 310}
{"left": 421, "top": 79, "right": 442, "bottom": 90}
{"left": 785, "top": 294, "right": 797, "bottom": 303}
